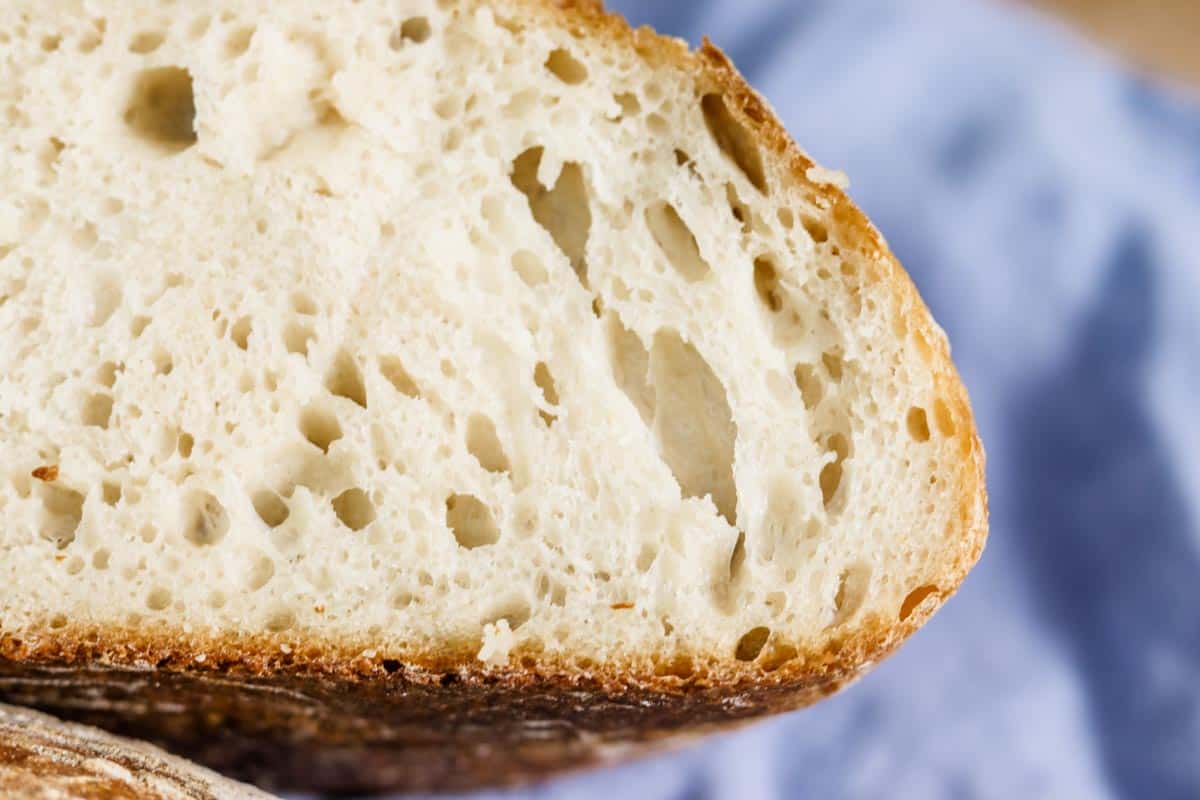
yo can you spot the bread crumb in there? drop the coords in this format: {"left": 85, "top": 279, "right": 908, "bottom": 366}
{"left": 805, "top": 165, "right": 849, "bottom": 190}
{"left": 478, "top": 619, "right": 516, "bottom": 666}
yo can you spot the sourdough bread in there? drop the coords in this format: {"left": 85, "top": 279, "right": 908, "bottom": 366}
{"left": 0, "top": 0, "right": 987, "bottom": 792}
{"left": 0, "top": 703, "right": 275, "bottom": 800}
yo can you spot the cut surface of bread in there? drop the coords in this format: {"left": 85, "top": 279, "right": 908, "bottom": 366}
{"left": 0, "top": 0, "right": 987, "bottom": 792}
{"left": 0, "top": 702, "right": 275, "bottom": 800}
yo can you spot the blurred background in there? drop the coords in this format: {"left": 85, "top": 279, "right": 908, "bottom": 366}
{"left": 445, "top": 0, "right": 1200, "bottom": 798}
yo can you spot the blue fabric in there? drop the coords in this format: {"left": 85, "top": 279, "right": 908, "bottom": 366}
{"left": 446, "top": 1, "right": 1200, "bottom": 798}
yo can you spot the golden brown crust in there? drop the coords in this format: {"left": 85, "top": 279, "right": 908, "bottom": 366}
{"left": 0, "top": 702, "right": 274, "bottom": 799}
{"left": 0, "top": 0, "right": 988, "bottom": 793}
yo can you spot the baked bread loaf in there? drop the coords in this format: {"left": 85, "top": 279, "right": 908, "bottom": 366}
{"left": 0, "top": 0, "right": 987, "bottom": 793}
{"left": 0, "top": 703, "right": 275, "bottom": 800}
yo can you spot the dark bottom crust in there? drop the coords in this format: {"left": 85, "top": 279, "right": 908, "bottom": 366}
{"left": 0, "top": 656, "right": 843, "bottom": 795}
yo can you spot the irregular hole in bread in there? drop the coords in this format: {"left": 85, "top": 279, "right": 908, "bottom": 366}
{"left": 101, "top": 481, "right": 122, "bottom": 506}
{"left": 613, "top": 91, "right": 640, "bottom": 118}
{"left": 606, "top": 312, "right": 655, "bottom": 426}
{"left": 820, "top": 433, "right": 849, "bottom": 511}
{"left": 830, "top": 563, "right": 870, "bottom": 627}
{"left": 379, "top": 355, "right": 420, "bottom": 398}
{"left": 777, "top": 207, "right": 795, "bottom": 229}
{"left": 266, "top": 609, "right": 296, "bottom": 632}
{"left": 224, "top": 26, "right": 255, "bottom": 59}
{"left": 332, "top": 488, "right": 376, "bottom": 531}
{"left": 511, "top": 249, "right": 548, "bottom": 287}
{"left": 466, "top": 414, "right": 511, "bottom": 474}
{"left": 753, "top": 256, "right": 782, "bottom": 312}
{"left": 645, "top": 201, "right": 710, "bottom": 283}
{"left": 735, "top": 626, "right": 770, "bottom": 661}
{"left": 299, "top": 403, "right": 342, "bottom": 453}
{"left": 230, "top": 316, "right": 252, "bottom": 350}
{"left": 906, "top": 406, "right": 931, "bottom": 442}
{"left": 802, "top": 215, "right": 829, "bottom": 244}
{"left": 793, "top": 363, "right": 823, "bottom": 410}
{"left": 130, "top": 315, "right": 150, "bottom": 337}
{"left": 325, "top": 348, "right": 367, "bottom": 408}
{"left": 654, "top": 653, "right": 695, "bottom": 680}
{"left": 821, "top": 351, "right": 844, "bottom": 382}
{"left": 146, "top": 586, "right": 172, "bottom": 611}
{"left": 128, "top": 30, "right": 165, "bottom": 54}
{"left": 391, "top": 16, "right": 431, "bottom": 49}
{"left": 90, "top": 274, "right": 121, "bottom": 327}
{"left": 651, "top": 330, "right": 738, "bottom": 526}
{"left": 510, "top": 147, "right": 592, "bottom": 288}
{"left": 96, "top": 361, "right": 119, "bottom": 388}
{"left": 39, "top": 485, "right": 84, "bottom": 549}
{"left": 177, "top": 432, "right": 194, "bottom": 458}
{"left": 245, "top": 555, "right": 274, "bottom": 592}
{"left": 446, "top": 493, "right": 500, "bottom": 549}
{"left": 725, "top": 183, "right": 751, "bottom": 233}
{"left": 545, "top": 48, "right": 587, "bottom": 85}
{"left": 81, "top": 393, "right": 113, "bottom": 429}
{"left": 92, "top": 548, "right": 110, "bottom": 569}
{"left": 934, "top": 398, "right": 957, "bottom": 437}
{"left": 124, "top": 67, "right": 197, "bottom": 152}
{"left": 701, "top": 93, "right": 767, "bottom": 194}
{"left": 533, "top": 362, "right": 560, "bottom": 426}
{"left": 900, "top": 584, "right": 939, "bottom": 621}
{"left": 283, "top": 321, "right": 314, "bottom": 356}
{"left": 252, "top": 490, "right": 289, "bottom": 528}
{"left": 183, "top": 491, "right": 229, "bottom": 546}
{"left": 291, "top": 291, "right": 317, "bottom": 315}
{"left": 153, "top": 348, "right": 173, "bottom": 376}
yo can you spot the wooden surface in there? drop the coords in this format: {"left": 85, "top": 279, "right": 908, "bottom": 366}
{"left": 1029, "top": 0, "right": 1200, "bottom": 87}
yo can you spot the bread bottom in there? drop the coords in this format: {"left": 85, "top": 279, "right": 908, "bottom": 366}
{"left": 0, "top": 655, "right": 843, "bottom": 794}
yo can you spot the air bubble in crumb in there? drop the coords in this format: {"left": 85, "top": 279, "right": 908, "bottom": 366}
{"left": 124, "top": 67, "right": 197, "bottom": 152}
{"left": 332, "top": 488, "right": 376, "bottom": 531}
{"left": 735, "top": 626, "right": 770, "bottom": 661}
{"left": 907, "top": 407, "right": 931, "bottom": 442}
{"left": 326, "top": 349, "right": 367, "bottom": 408}
{"left": 299, "top": 404, "right": 342, "bottom": 453}
{"left": 184, "top": 491, "right": 229, "bottom": 546}
{"left": 252, "top": 490, "right": 289, "bottom": 528}
{"left": 545, "top": 48, "right": 588, "bottom": 84}
{"left": 446, "top": 494, "right": 499, "bottom": 549}
{"left": 466, "top": 415, "right": 510, "bottom": 474}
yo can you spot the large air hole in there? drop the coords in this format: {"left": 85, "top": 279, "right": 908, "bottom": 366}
{"left": 753, "top": 256, "right": 782, "bottom": 311}
{"left": 545, "top": 48, "right": 588, "bottom": 84}
{"left": 511, "top": 250, "right": 548, "bottom": 287}
{"left": 326, "top": 349, "right": 367, "bottom": 408}
{"left": 81, "top": 393, "right": 113, "bottom": 428}
{"left": 333, "top": 488, "right": 376, "bottom": 531}
{"left": 230, "top": 316, "right": 252, "bottom": 350}
{"left": 793, "top": 364, "right": 823, "bottom": 410}
{"left": 907, "top": 407, "right": 931, "bottom": 442}
{"left": 606, "top": 313, "right": 655, "bottom": 426}
{"left": 701, "top": 93, "right": 767, "bottom": 193}
{"left": 128, "top": 30, "right": 165, "bottom": 54}
{"left": 252, "top": 490, "right": 289, "bottom": 528}
{"left": 299, "top": 404, "right": 342, "bottom": 453}
{"left": 900, "top": 584, "right": 939, "bottom": 621}
{"left": 735, "top": 626, "right": 770, "bottom": 661}
{"left": 283, "top": 322, "right": 314, "bottom": 356}
{"left": 184, "top": 490, "right": 229, "bottom": 546}
{"left": 466, "top": 414, "right": 511, "bottom": 474}
{"left": 819, "top": 433, "right": 849, "bottom": 511}
{"left": 124, "top": 67, "right": 197, "bottom": 152}
{"left": 379, "top": 355, "right": 420, "bottom": 398}
{"left": 390, "top": 16, "right": 431, "bottom": 48}
{"left": 533, "top": 362, "right": 560, "bottom": 426}
{"left": 933, "top": 398, "right": 957, "bottom": 437}
{"left": 40, "top": 485, "right": 84, "bottom": 548}
{"left": 830, "top": 563, "right": 871, "bottom": 627}
{"left": 645, "top": 201, "right": 710, "bottom": 282}
{"left": 651, "top": 331, "right": 737, "bottom": 526}
{"left": 446, "top": 494, "right": 500, "bottom": 549}
{"left": 90, "top": 274, "right": 122, "bottom": 326}
{"left": 510, "top": 147, "right": 592, "bottom": 288}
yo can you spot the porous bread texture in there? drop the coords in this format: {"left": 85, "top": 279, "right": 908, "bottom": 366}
{"left": 0, "top": 702, "right": 276, "bottom": 799}
{"left": 0, "top": 0, "right": 984, "bottom": 678}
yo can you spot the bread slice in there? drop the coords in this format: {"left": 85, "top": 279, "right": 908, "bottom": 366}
{"left": 0, "top": 0, "right": 987, "bottom": 793}
{"left": 0, "top": 702, "right": 275, "bottom": 800}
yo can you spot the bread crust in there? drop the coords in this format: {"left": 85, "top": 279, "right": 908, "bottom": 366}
{"left": 0, "top": 0, "right": 988, "bottom": 793}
